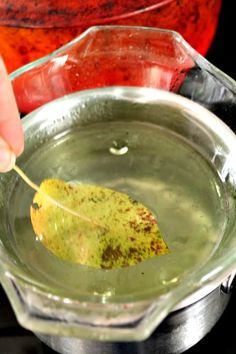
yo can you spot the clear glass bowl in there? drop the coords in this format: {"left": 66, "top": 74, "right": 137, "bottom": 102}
{"left": 0, "top": 0, "right": 222, "bottom": 72}
{"left": 0, "top": 26, "right": 235, "bottom": 342}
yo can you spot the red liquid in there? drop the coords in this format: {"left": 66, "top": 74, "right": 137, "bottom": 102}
{"left": 0, "top": 0, "right": 221, "bottom": 73}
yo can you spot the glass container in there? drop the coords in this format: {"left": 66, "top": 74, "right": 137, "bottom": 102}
{"left": 0, "top": 26, "right": 235, "bottom": 345}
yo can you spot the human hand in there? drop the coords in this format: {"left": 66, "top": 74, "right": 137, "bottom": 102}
{"left": 0, "top": 56, "right": 24, "bottom": 172}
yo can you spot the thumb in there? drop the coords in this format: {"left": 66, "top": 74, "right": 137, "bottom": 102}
{"left": 0, "top": 56, "right": 24, "bottom": 157}
{"left": 0, "top": 137, "right": 16, "bottom": 172}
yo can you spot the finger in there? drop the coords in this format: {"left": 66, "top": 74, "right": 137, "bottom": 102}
{"left": 0, "top": 56, "right": 24, "bottom": 156}
{"left": 0, "top": 136, "right": 16, "bottom": 172}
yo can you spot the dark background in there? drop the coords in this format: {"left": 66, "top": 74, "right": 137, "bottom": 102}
{"left": 0, "top": 1, "right": 235, "bottom": 353}
{"left": 207, "top": 0, "right": 235, "bottom": 79}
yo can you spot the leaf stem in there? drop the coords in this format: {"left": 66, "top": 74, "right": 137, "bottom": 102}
{"left": 13, "top": 165, "right": 104, "bottom": 228}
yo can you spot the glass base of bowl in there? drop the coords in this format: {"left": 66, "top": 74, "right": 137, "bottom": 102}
{"left": 36, "top": 286, "right": 230, "bottom": 354}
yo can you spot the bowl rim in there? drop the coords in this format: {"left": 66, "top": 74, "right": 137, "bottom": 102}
{"left": 9, "top": 25, "right": 190, "bottom": 80}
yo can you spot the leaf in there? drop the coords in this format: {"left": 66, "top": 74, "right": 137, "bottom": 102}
{"left": 30, "top": 179, "right": 169, "bottom": 269}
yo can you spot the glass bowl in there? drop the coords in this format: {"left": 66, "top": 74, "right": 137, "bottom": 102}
{"left": 0, "top": 0, "right": 222, "bottom": 73}
{"left": 0, "top": 26, "right": 235, "bottom": 343}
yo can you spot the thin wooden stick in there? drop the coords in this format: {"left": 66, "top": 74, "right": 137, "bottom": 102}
{"left": 13, "top": 165, "right": 104, "bottom": 228}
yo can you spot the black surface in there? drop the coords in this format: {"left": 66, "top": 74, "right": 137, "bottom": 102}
{"left": 207, "top": 0, "right": 235, "bottom": 80}
{"left": 0, "top": 286, "right": 236, "bottom": 354}
{"left": 1, "top": 1, "right": 235, "bottom": 353}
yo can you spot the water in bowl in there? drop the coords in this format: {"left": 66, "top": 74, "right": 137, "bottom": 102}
{"left": 9, "top": 120, "right": 227, "bottom": 301}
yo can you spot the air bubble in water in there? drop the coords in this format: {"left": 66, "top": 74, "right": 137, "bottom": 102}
{"left": 109, "top": 140, "right": 128, "bottom": 156}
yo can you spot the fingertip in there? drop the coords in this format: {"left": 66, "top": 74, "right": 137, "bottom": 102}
{"left": 15, "top": 136, "right": 24, "bottom": 157}
{"left": 0, "top": 55, "right": 25, "bottom": 157}
{"left": 0, "top": 137, "right": 16, "bottom": 173}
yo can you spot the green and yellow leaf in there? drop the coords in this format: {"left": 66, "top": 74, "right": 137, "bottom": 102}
{"left": 30, "top": 179, "right": 169, "bottom": 269}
